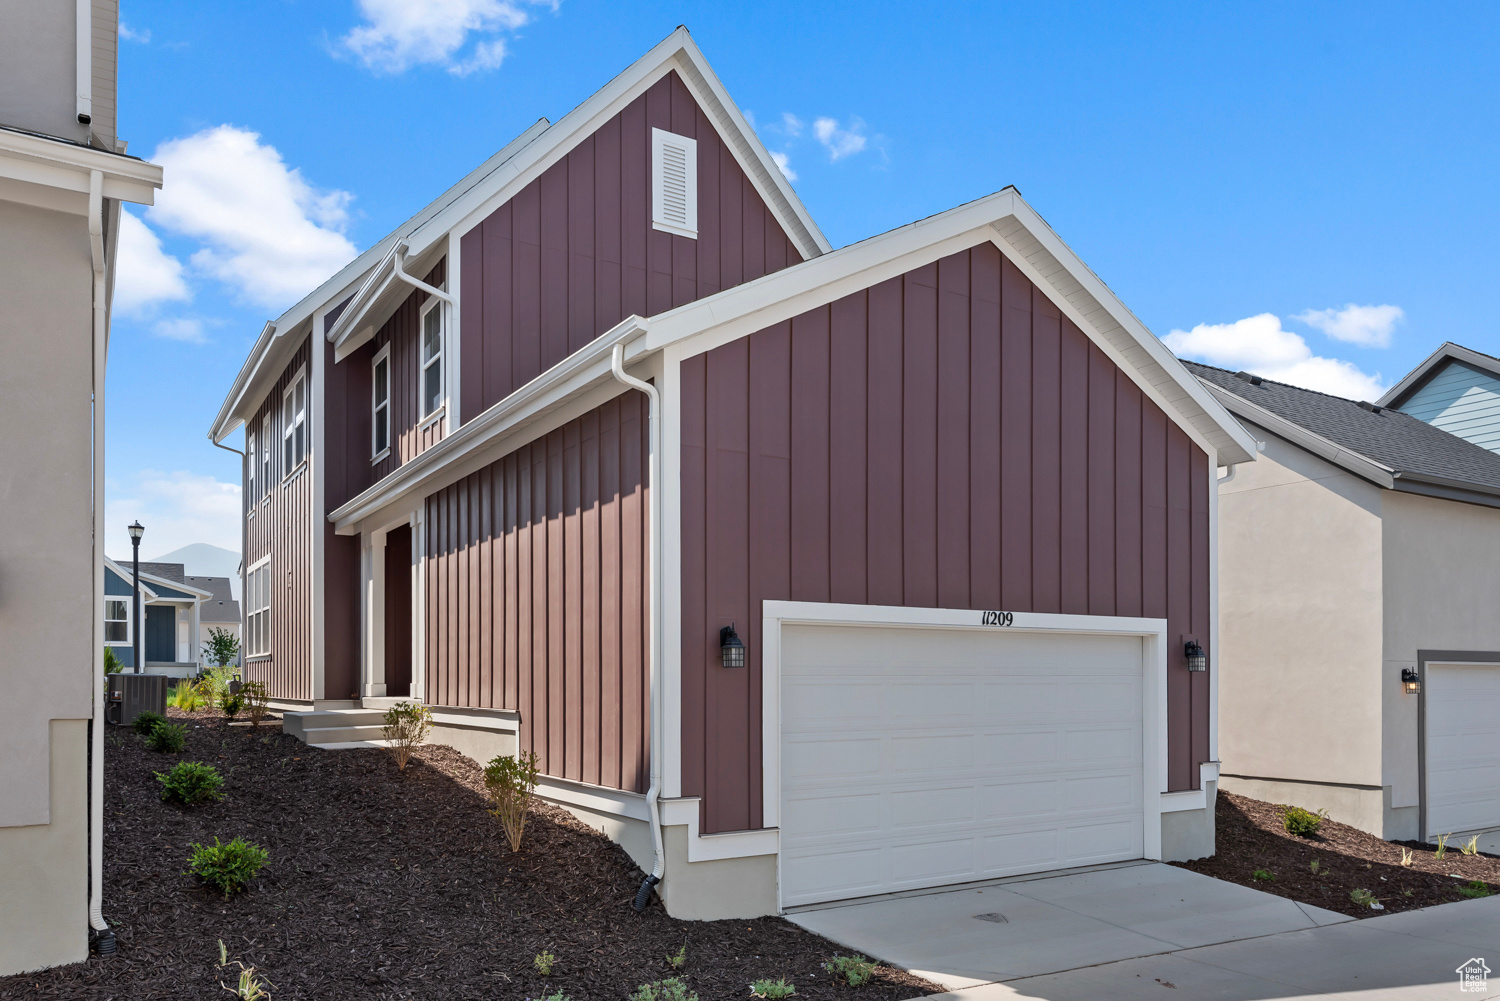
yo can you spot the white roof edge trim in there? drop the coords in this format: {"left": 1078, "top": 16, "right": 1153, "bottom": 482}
{"left": 404, "top": 26, "right": 829, "bottom": 264}
{"left": 328, "top": 316, "right": 652, "bottom": 531}
{"left": 642, "top": 187, "right": 1255, "bottom": 465}
{"left": 1198, "top": 380, "right": 1396, "bottom": 488}
{"left": 0, "top": 127, "right": 163, "bottom": 204}
{"left": 104, "top": 557, "right": 215, "bottom": 601}
{"left": 1376, "top": 341, "right": 1500, "bottom": 408}
{"left": 209, "top": 321, "right": 278, "bottom": 442}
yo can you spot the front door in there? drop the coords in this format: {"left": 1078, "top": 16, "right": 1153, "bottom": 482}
{"left": 145, "top": 605, "right": 176, "bottom": 663}
{"left": 384, "top": 524, "right": 413, "bottom": 698}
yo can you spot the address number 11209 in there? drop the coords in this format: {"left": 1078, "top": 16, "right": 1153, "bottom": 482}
{"left": 980, "top": 610, "right": 1014, "bottom": 627}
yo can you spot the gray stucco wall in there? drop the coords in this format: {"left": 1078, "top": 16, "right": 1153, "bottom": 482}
{"left": 1215, "top": 429, "right": 1389, "bottom": 831}
{"left": 0, "top": 0, "right": 117, "bottom": 147}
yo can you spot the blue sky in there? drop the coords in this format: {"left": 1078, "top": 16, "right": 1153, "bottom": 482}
{"left": 107, "top": 1, "right": 1500, "bottom": 558}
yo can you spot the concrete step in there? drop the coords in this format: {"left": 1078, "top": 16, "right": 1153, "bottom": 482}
{"left": 311, "top": 738, "right": 398, "bottom": 750}
{"left": 302, "top": 723, "right": 387, "bottom": 744}
{"left": 283, "top": 708, "right": 387, "bottom": 743}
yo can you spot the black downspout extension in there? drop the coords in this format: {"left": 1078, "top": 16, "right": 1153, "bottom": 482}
{"left": 633, "top": 873, "right": 660, "bottom": 912}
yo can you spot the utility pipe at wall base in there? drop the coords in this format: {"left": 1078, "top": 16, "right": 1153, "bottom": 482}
{"left": 87, "top": 169, "right": 113, "bottom": 954}
{"left": 610, "top": 343, "right": 665, "bottom": 911}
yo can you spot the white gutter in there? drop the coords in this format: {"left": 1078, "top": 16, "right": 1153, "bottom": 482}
{"left": 86, "top": 168, "right": 112, "bottom": 951}
{"left": 610, "top": 342, "right": 665, "bottom": 909}
{"left": 392, "top": 240, "right": 453, "bottom": 306}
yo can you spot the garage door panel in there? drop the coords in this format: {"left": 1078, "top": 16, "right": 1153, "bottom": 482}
{"left": 1427, "top": 664, "right": 1500, "bottom": 837}
{"left": 780, "top": 623, "right": 1145, "bottom": 907}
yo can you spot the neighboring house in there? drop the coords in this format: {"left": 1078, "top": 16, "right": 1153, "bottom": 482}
{"left": 1190, "top": 362, "right": 1500, "bottom": 843}
{"left": 209, "top": 28, "right": 1256, "bottom": 919}
{"left": 102, "top": 560, "right": 212, "bottom": 676}
{"left": 0, "top": 0, "right": 163, "bottom": 974}
{"left": 186, "top": 574, "right": 242, "bottom": 666}
{"left": 1377, "top": 342, "right": 1500, "bottom": 454}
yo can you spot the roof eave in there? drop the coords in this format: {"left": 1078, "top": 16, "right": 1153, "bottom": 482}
{"left": 1377, "top": 341, "right": 1500, "bottom": 409}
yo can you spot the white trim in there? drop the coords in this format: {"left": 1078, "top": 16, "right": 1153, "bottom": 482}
{"left": 759, "top": 601, "right": 1169, "bottom": 887}
{"left": 660, "top": 797, "right": 781, "bottom": 861}
{"left": 0, "top": 128, "right": 162, "bottom": 208}
{"left": 659, "top": 344, "right": 684, "bottom": 800}
{"left": 1160, "top": 762, "right": 1224, "bottom": 813}
{"left": 651, "top": 128, "right": 697, "bottom": 239}
{"left": 419, "top": 294, "right": 445, "bottom": 421}
{"left": 103, "top": 596, "right": 131, "bottom": 646}
{"left": 245, "top": 555, "right": 272, "bottom": 659}
{"left": 1378, "top": 341, "right": 1500, "bottom": 408}
{"left": 281, "top": 364, "right": 308, "bottom": 480}
{"left": 411, "top": 506, "right": 426, "bottom": 700}
{"left": 75, "top": 0, "right": 91, "bottom": 124}
{"left": 371, "top": 342, "right": 392, "bottom": 460}
{"left": 537, "top": 774, "right": 649, "bottom": 823}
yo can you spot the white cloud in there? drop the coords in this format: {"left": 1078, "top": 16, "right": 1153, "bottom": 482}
{"left": 781, "top": 113, "right": 804, "bottom": 138}
{"left": 118, "top": 21, "right": 150, "bottom": 43}
{"left": 770, "top": 150, "right": 796, "bottom": 182}
{"left": 340, "top": 0, "right": 556, "bottom": 75}
{"left": 106, "top": 471, "right": 242, "bottom": 559}
{"left": 148, "top": 125, "right": 358, "bottom": 310}
{"left": 1293, "top": 303, "right": 1404, "bottom": 348}
{"left": 1164, "top": 312, "right": 1388, "bottom": 400}
{"left": 813, "top": 116, "right": 867, "bottom": 161}
{"left": 153, "top": 317, "right": 207, "bottom": 343}
{"left": 114, "top": 210, "right": 190, "bottom": 315}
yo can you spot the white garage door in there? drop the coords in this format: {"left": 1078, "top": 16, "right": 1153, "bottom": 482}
{"left": 779, "top": 622, "right": 1145, "bottom": 908}
{"left": 1427, "top": 663, "right": 1500, "bottom": 837}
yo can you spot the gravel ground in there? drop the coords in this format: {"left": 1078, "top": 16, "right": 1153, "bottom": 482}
{"left": 1171, "top": 790, "right": 1500, "bottom": 917}
{"left": 0, "top": 708, "right": 938, "bottom": 1000}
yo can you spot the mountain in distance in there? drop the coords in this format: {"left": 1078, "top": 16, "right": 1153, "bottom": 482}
{"left": 146, "top": 542, "right": 242, "bottom": 600}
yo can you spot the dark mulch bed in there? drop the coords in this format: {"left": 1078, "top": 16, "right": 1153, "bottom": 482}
{"left": 1, "top": 708, "right": 936, "bottom": 1000}
{"left": 1172, "top": 790, "right": 1500, "bottom": 917}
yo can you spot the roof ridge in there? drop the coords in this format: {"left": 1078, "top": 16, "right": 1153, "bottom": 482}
{"left": 1178, "top": 358, "right": 1380, "bottom": 405}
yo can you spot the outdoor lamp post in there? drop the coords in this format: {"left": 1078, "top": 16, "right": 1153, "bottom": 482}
{"left": 720, "top": 623, "right": 746, "bottom": 669}
{"left": 1184, "top": 639, "right": 1207, "bottom": 673}
{"left": 128, "top": 520, "right": 144, "bottom": 674}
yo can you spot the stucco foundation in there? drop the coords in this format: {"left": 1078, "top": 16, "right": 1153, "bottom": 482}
{"left": 1159, "top": 782, "right": 1217, "bottom": 861}
{"left": 1219, "top": 774, "right": 1418, "bottom": 841}
{"left": 429, "top": 721, "right": 517, "bottom": 769}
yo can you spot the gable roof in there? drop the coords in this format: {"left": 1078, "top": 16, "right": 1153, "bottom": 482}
{"left": 103, "top": 558, "right": 214, "bottom": 602}
{"left": 1377, "top": 341, "right": 1500, "bottom": 410}
{"left": 1188, "top": 361, "right": 1500, "bottom": 507}
{"left": 186, "top": 575, "right": 240, "bottom": 623}
{"left": 211, "top": 26, "right": 828, "bottom": 442}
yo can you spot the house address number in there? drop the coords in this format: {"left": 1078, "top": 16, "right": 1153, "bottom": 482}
{"left": 980, "top": 610, "right": 1014, "bottom": 627}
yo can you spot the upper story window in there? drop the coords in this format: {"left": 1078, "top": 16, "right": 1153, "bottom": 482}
{"left": 420, "top": 299, "right": 444, "bottom": 419}
{"left": 246, "top": 428, "right": 257, "bottom": 503}
{"left": 372, "top": 344, "right": 391, "bottom": 458}
{"left": 246, "top": 558, "right": 271, "bottom": 657}
{"left": 104, "top": 598, "right": 129, "bottom": 644}
{"left": 282, "top": 368, "right": 307, "bottom": 477}
{"left": 260, "top": 413, "right": 272, "bottom": 496}
{"left": 651, "top": 128, "right": 698, "bottom": 239}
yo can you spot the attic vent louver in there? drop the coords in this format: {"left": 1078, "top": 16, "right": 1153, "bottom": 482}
{"left": 1357, "top": 401, "right": 1383, "bottom": 414}
{"left": 1235, "top": 371, "right": 1263, "bottom": 386}
{"left": 652, "top": 128, "right": 697, "bottom": 240}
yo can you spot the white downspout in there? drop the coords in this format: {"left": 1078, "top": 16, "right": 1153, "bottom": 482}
{"left": 75, "top": 0, "right": 92, "bottom": 126}
{"left": 610, "top": 342, "right": 665, "bottom": 909}
{"left": 87, "top": 169, "right": 112, "bottom": 951}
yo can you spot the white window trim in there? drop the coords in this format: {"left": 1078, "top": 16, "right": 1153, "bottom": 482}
{"left": 281, "top": 365, "right": 308, "bottom": 482}
{"left": 104, "top": 597, "right": 131, "bottom": 646}
{"left": 260, "top": 413, "right": 272, "bottom": 502}
{"left": 245, "top": 555, "right": 272, "bottom": 659}
{"left": 246, "top": 427, "right": 257, "bottom": 509}
{"left": 371, "top": 343, "right": 392, "bottom": 462}
{"left": 419, "top": 296, "right": 445, "bottom": 421}
{"left": 651, "top": 127, "right": 698, "bottom": 239}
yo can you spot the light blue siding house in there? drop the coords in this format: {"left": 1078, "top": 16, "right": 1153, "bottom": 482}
{"left": 1379, "top": 342, "right": 1500, "bottom": 454}
{"left": 103, "top": 559, "right": 211, "bottom": 676}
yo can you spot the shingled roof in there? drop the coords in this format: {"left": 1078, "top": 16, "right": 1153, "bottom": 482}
{"left": 1185, "top": 361, "right": 1500, "bottom": 506}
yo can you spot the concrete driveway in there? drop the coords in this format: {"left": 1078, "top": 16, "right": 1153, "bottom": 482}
{"left": 790, "top": 860, "right": 1500, "bottom": 998}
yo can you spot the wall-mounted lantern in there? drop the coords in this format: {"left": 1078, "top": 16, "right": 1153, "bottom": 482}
{"left": 720, "top": 624, "right": 746, "bottom": 669}
{"left": 1184, "top": 639, "right": 1207, "bottom": 672}
{"left": 1401, "top": 668, "right": 1421, "bottom": 695}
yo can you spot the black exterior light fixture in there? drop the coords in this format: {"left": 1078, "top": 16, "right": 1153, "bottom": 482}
{"left": 1401, "top": 668, "right": 1421, "bottom": 695}
{"left": 128, "top": 520, "right": 145, "bottom": 674}
{"left": 1184, "top": 639, "right": 1207, "bottom": 673}
{"left": 720, "top": 623, "right": 746, "bottom": 669}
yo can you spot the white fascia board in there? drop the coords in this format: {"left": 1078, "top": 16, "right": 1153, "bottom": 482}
{"left": 210, "top": 319, "right": 316, "bottom": 443}
{"left": 1377, "top": 341, "right": 1500, "bottom": 408}
{"left": 104, "top": 557, "right": 160, "bottom": 600}
{"left": 328, "top": 317, "right": 651, "bottom": 532}
{"left": 325, "top": 244, "right": 400, "bottom": 358}
{"left": 0, "top": 128, "right": 162, "bottom": 205}
{"left": 1199, "top": 380, "right": 1396, "bottom": 488}
{"left": 407, "top": 27, "right": 829, "bottom": 263}
{"left": 138, "top": 571, "right": 214, "bottom": 601}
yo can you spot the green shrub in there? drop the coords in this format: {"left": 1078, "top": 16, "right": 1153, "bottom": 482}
{"left": 1350, "top": 888, "right": 1380, "bottom": 908}
{"left": 1280, "top": 805, "right": 1327, "bottom": 837}
{"left": 381, "top": 701, "right": 432, "bottom": 771}
{"left": 536, "top": 994, "right": 570, "bottom": 1001}
{"left": 131, "top": 710, "right": 166, "bottom": 736}
{"left": 199, "top": 666, "right": 237, "bottom": 709}
{"left": 1457, "top": 880, "right": 1493, "bottom": 899}
{"left": 1251, "top": 868, "right": 1275, "bottom": 882}
{"left": 103, "top": 648, "right": 124, "bottom": 675}
{"left": 534, "top": 949, "right": 555, "bottom": 975}
{"left": 822, "top": 955, "right": 876, "bottom": 987}
{"left": 156, "top": 760, "right": 224, "bottom": 805}
{"left": 666, "top": 943, "right": 687, "bottom": 970}
{"left": 239, "top": 681, "right": 270, "bottom": 727}
{"left": 750, "top": 978, "right": 797, "bottom": 999}
{"left": 145, "top": 721, "right": 187, "bottom": 753}
{"left": 629, "top": 977, "right": 697, "bottom": 1001}
{"left": 187, "top": 836, "right": 268, "bottom": 898}
{"left": 167, "top": 681, "right": 204, "bottom": 712}
{"left": 221, "top": 690, "right": 244, "bottom": 720}
{"left": 485, "top": 750, "right": 540, "bottom": 851}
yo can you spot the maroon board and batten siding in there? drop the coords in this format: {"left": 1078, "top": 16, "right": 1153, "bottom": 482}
{"left": 680, "top": 243, "right": 1213, "bottom": 835}
{"left": 423, "top": 392, "right": 651, "bottom": 791}
{"left": 243, "top": 335, "right": 315, "bottom": 701}
{"left": 458, "top": 70, "right": 804, "bottom": 421}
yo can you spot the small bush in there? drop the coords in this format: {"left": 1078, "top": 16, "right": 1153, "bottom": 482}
{"left": 1457, "top": 880, "right": 1493, "bottom": 899}
{"left": 221, "top": 690, "right": 244, "bottom": 721}
{"left": 381, "top": 701, "right": 432, "bottom": 771}
{"left": 822, "top": 955, "right": 876, "bottom": 988}
{"left": 1350, "top": 888, "right": 1380, "bottom": 908}
{"left": 239, "top": 681, "right": 270, "bottom": 727}
{"left": 132, "top": 710, "right": 166, "bottom": 736}
{"left": 1308, "top": 858, "right": 1322, "bottom": 874}
{"left": 629, "top": 977, "right": 697, "bottom": 1001}
{"left": 1435, "top": 833, "right": 1451, "bottom": 859}
{"left": 145, "top": 721, "right": 187, "bottom": 753}
{"left": 485, "top": 750, "right": 541, "bottom": 851}
{"left": 103, "top": 648, "right": 124, "bottom": 675}
{"left": 1280, "top": 805, "right": 1327, "bottom": 837}
{"left": 188, "top": 836, "right": 268, "bottom": 898}
{"left": 199, "top": 666, "right": 237, "bottom": 707}
{"left": 1251, "top": 868, "right": 1275, "bottom": 882}
{"left": 534, "top": 950, "right": 555, "bottom": 975}
{"left": 167, "top": 681, "right": 204, "bottom": 712}
{"left": 156, "top": 760, "right": 225, "bottom": 805}
{"left": 666, "top": 943, "right": 687, "bottom": 970}
{"left": 750, "top": 978, "right": 797, "bottom": 999}
{"left": 1462, "top": 835, "right": 1480, "bottom": 856}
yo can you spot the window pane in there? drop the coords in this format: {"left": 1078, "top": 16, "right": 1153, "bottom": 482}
{"left": 375, "top": 406, "right": 388, "bottom": 454}
{"left": 295, "top": 423, "right": 305, "bottom": 465}
{"left": 105, "top": 599, "right": 127, "bottom": 621}
{"left": 375, "top": 358, "right": 388, "bottom": 406}
{"left": 284, "top": 391, "right": 293, "bottom": 425}
{"left": 285, "top": 435, "right": 293, "bottom": 475}
{"left": 423, "top": 309, "right": 440, "bottom": 362}
{"left": 424, "top": 363, "right": 442, "bottom": 415}
{"left": 105, "top": 621, "right": 127, "bottom": 642}
{"left": 294, "top": 377, "right": 305, "bottom": 415}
